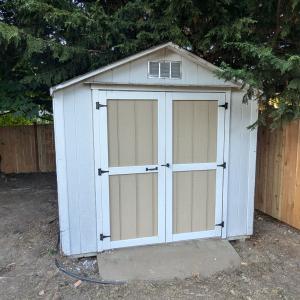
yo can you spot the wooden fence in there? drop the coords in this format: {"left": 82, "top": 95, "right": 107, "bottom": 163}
{"left": 255, "top": 120, "right": 300, "bottom": 230}
{"left": 0, "top": 124, "right": 55, "bottom": 173}
{"left": 1, "top": 122, "right": 300, "bottom": 229}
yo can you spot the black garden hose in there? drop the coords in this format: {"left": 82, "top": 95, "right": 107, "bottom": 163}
{"left": 55, "top": 225, "right": 125, "bottom": 285}
{"left": 54, "top": 258, "right": 126, "bottom": 285}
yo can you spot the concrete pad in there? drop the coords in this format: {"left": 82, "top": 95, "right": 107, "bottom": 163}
{"left": 97, "top": 239, "right": 241, "bottom": 281}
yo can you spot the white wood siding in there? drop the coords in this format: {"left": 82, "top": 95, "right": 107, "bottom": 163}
{"left": 53, "top": 47, "right": 258, "bottom": 256}
{"left": 55, "top": 84, "right": 97, "bottom": 255}
{"left": 226, "top": 90, "right": 258, "bottom": 238}
{"left": 53, "top": 91, "right": 70, "bottom": 255}
{"left": 90, "top": 48, "right": 233, "bottom": 87}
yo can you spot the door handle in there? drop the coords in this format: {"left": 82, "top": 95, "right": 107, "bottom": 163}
{"left": 161, "top": 163, "right": 170, "bottom": 168}
{"left": 146, "top": 167, "right": 158, "bottom": 171}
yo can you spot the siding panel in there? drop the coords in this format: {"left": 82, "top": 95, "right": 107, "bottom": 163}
{"left": 109, "top": 173, "right": 158, "bottom": 241}
{"left": 227, "top": 91, "right": 255, "bottom": 238}
{"left": 62, "top": 84, "right": 97, "bottom": 255}
{"left": 173, "top": 170, "right": 216, "bottom": 233}
{"left": 91, "top": 48, "right": 232, "bottom": 87}
{"left": 74, "top": 87, "right": 97, "bottom": 254}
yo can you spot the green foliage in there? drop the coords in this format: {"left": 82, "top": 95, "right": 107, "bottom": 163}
{"left": 0, "top": 113, "right": 52, "bottom": 126}
{"left": 0, "top": 0, "right": 299, "bottom": 127}
{"left": 0, "top": 114, "right": 33, "bottom": 126}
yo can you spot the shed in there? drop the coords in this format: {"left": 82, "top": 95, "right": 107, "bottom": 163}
{"left": 50, "top": 42, "right": 258, "bottom": 257}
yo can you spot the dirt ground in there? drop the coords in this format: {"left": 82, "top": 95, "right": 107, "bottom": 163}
{"left": 0, "top": 173, "right": 299, "bottom": 300}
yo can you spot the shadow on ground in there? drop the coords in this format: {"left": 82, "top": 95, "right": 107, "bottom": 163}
{"left": 0, "top": 173, "right": 299, "bottom": 299}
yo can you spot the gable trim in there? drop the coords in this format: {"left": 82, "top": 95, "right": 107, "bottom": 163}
{"left": 50, "top": 42, "right": 241, "bottom": 95}
{"left": 85, "top": 81, "right": 238, "bottom": 89}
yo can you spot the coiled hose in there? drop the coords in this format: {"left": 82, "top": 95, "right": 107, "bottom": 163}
{"left": 55, "top": 227, "right": 126, "bottom": 285}
{"left": 54, "top": 258, "right": 126, "bottom": 285}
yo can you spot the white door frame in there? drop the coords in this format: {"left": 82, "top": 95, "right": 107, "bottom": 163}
{"left": 93, "top": 89, "right": 229, "bottom": 251}
{"left": 165, "top": 92, "right": 226, "bottom": 242}
{"left": 95, "top": 90, "right": 166, "bottom": 251}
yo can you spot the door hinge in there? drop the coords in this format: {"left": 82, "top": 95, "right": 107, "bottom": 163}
{"left": 215, "top": 221, "right": 224, "bottom": 228}
{"left": 98, "top": 168, "right": 109, "bottom": 176}
{"left": 217, "top": 162, "right": 226, "bottom": 169}
{"left": 100, "top": 233, "right": 111, "bottom": 241}
{"left": 96, "top": 102, "right": 107, "bottom": 109}
{"left": 219, "top": 102, "right": 228, "bottom": 110}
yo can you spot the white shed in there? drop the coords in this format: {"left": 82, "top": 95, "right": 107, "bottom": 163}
{"left": 50, "top": 42, "right": 257, "bottom": 257}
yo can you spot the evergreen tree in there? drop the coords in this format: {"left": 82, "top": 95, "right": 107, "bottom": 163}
{"left": 0, "top": 0, "right": 299, "bottom": 127}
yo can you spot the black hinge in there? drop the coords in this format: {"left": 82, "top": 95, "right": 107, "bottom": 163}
{"left": 219, "top": 102, "right": 228, "bottom": 110}
{"left": 217, "top": 162, "right": 226, "bottom": 169}
{"left": 100, "top": 233, "right": 111, "bottom": 241}
{"left": 215, "top": 221, "right": 224, "bottom": 228}
{"left": 146, "top": 166, "right": 158, "bottom": 171}
{"left": 98, "top": 168, "right": 109, "bottom": 176}
{"left": 96, "top": 102, "right": 107, "bottom": 109}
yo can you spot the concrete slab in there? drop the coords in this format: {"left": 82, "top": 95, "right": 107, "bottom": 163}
{"left": 97, "top": 239, "right": 241, "bottom": 281}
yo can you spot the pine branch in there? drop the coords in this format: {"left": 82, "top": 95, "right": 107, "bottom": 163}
{"left": 272, "top": 0, "right": 282, "bottom": 49}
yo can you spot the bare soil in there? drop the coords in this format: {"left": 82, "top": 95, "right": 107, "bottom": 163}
{"left": 0, "top": 173, "right": 299, "bottom": 300}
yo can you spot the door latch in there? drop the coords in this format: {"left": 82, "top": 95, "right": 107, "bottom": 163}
{"left": 146, "top": 166, "right": 158, "bottom": 171}
{"left": 161, "top": 163, "right": 170, "bottom": 168}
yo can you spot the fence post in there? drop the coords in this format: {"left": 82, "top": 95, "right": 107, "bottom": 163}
{"left": 33, "top": 122, "right": 40, "bottom": 172}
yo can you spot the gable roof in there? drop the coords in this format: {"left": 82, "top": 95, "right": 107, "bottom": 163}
{"left": 50, "top": 42, "right": 241, "bottom": 95}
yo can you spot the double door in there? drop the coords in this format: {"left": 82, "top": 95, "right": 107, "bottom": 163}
{"left": 94, "top": 90, "right": 226, "bottom": 250}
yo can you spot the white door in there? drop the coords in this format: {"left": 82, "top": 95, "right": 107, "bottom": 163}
{"left": 97, "top": 91, "right": 166, "bottom": 250}
{"left": 95, "top": 90, "right": 226, "bottom": 250}
{"left": 165, "top": 92, "right": 226, "bottom": 242}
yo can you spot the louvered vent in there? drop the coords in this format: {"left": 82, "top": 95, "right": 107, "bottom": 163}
{"left": 171, "top": 62, "right": 181, "bottom": 78}
{"left": 160, "top": 62, "right": 170, "bottom": 78}
{"left": 148, "top": 61, "right": 181, "bottom": 79}
{"left": 149, "top": 61, "right": 159, "bottom": 77}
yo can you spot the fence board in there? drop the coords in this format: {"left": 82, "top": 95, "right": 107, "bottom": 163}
{"left": 0, "top": 124, "right": 55, "bottom": 174}
{"left": 1, "top": 121, "right": 300, "bottom": 229}
{"left": 255, "top": 120, "right": 300, "bottom": 230}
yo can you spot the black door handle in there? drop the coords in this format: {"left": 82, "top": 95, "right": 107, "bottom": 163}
{"left": 161, "top": 163, "right": 170, "bottom": 168}
{"left": 146, "top": 167, "right": 158, "bottom": 171}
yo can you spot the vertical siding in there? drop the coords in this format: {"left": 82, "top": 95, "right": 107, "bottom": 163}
{"left": 226, "top": 91, "right": 257, "bottom": 238}
{"left": 173, "top": 101, "right": 217, "bottom": 164}
{"left": 60, "top": 84, "right": 97, "bottom": 255}
{"left": 109, "top": 173, "right": 158, "bottom": 241}
{"left": 56, "top": 86, "right": 257, "bottom": 253}
{"left": 107, "top": 99, "right": 159, "bottom": 241}
{"left": 53, "top": 46, "right": 259, "bottom": 254}
{"left": 53, "top": 91, "right": 70, "bottom": 254}
{"left": 171, "top": 100, "right": 218, "bottom": 234}
{"left": 173, "top": 170, "right": 216, "bottom": 234}
{"left": 107, "top": 100, "right": 158, "bottom": 167}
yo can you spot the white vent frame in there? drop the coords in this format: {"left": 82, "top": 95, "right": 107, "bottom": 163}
{"left": 148, "top": 61, "right": 182, "bottom": 79}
